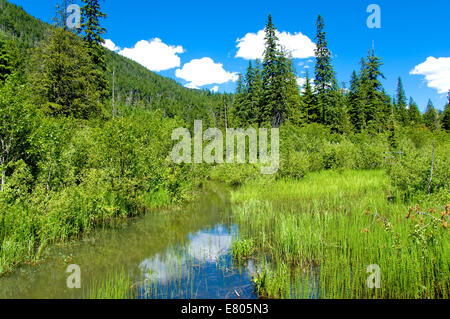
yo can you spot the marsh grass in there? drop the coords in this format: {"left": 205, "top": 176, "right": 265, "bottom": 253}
{"left": 231, "top": 170, "right": 449, "bottom": 299}
{"left": 87, "top": 269, "right": 136, "bottom": 299}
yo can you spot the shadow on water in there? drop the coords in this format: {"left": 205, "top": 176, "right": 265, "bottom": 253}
{"left": 0, "top": 183, "right": 256, "bottom": 299}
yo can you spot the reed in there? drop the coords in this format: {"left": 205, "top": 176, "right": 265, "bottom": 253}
{"left": 231, "top": 170, "right": 449, "bottom": 299}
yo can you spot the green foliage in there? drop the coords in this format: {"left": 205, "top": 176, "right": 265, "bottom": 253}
{"left": 232, "top": 238, "right": 255, "bottom": 261}
{"left": 388, "top": 133, "right": 449, "bottom": 199}
{"left": 423, "top": 99, "right": 439, "bottom": 132}
{"left": 233, "top": 15, "right": 301, "bottom": 128}
{"left": 395, "top": 77, "right": 408, "bottom": 125}
{"left": 232, "top": 171, "right": 449, "bottom": 299}
{"left": 300, "top": 70, "right": 318, "bottom": 123}
{"left": 78, "top": 0, "right": 108, "bottom": 100}
{"left": 0, "top": 4, "right": 448, "bottom": 288}
{"left": 88, "top": 270, "right": 134, "bottom": 299}
{"left": 0, "top": 36, "right": 23, "bottom": 82}
{"left": 359, "top": 52, "right": 390, "bottom": 131}
{"left": 407, "top": 97, "right": 422, "bottom": 126}
{"left": 314, "top": 15, "right": 336, "bottom": 125}
{"left": 0, "top": 74, "right": 34, "bottom": 193}
{"left": 440, "top": 96, "right": 449, "bottom": 131}
{"left": 0, "top": 0, "right": 48, "bottom": 49}
{"left": 29, "top": 27, "right": 102, "bottom": 119}
{"left": 79, "top": 0, "right": 107, "bottom": 48}
{"left": 348, "top": 71, "right": 364, "bottom": 132}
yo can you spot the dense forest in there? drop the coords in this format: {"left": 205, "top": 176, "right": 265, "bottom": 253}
{"left": 0, "top": 0, "right": 448, "bottom": 298}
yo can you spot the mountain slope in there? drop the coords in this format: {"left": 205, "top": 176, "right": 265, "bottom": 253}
{"left": 0, "top": 0, "right": 230, "bottom": 126}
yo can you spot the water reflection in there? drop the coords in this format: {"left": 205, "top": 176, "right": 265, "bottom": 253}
{"left": 138, "top": 224, "right": 257, "bottom": 299}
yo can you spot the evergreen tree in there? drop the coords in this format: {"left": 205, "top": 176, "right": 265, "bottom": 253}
{"left": 407, "top": 97, "right": 422, "bottom": 125}
{"left": 249, "top": 59, "right": 263, "bottom": 123}
{"left": 387, "top": 112, "right": 399, "bottom": 150}
{"left": 301, "top": 70, "right": 318, "bottom": 123}
{"left": 215, "top": 94, "right": 231, "bottom": 129}
{"left": 243, "top": 61, "right": 259, "bottom": 125}
{"left": 53, "top": 0, "right": 70, "bottom": 30}
{"left": 282, "top": 53, "right": 303, "bottom": 126}
{"left": 78, "top": 0, "right": 108, "bottom": 100}
{"left": 423, "top": 99, "right": 439, "bottom": 132}
{"left": 348, "top": 70, "right": 364, "bottom": 132}
{"left": 314, "top": 15, "right": 336, "bottom": 125}
{"left": 395, "top": 77, "right": 407, "bottom": 125}
{"left": 79, "top": 0, "right": 106, "bottom": 51}
{"left": 441, "top": 91, "right": 450, "bottom": 131}
{"left": 29, "top": 28, "right": 102, "bottom": 119}
{"left": 330, "top": 81, "right": 351, "bottom": 134}
{"left": 0, "top": 37, "right": 22, "bottom": 83}
{"left": 359, "top": 51, "right": 389, "bottom": 132}
{"left": 231, "top": 74, "right": 248, "bottom": 127}
{"left": 260, "top": 14, "right": 289, "bottom": 127}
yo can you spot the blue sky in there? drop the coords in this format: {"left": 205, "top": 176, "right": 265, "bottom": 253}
{"left": 10, "top": 0, "right": 450, "bottom": 111}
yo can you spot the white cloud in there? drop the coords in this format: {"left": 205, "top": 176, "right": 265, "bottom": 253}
{"left": 118, "top": 38, "right": 185, "bottom": 72}
{"left": 235, "top": 30, "right": 316, "bottom": 60}
{"left": 297, "top": 77, "right": 307, "bottom": 87}
{"left": 176, "top": 57, "right": 238, "bottom": 88}
{"left": 410, "top": 57, "right": 450, "bottom": 94}
{"left": 102, "top": 39, "right": 120, "bottom": 52}
{"left": 211, "top": 85, "right": 219, "bottom": 93}
{"left": 184, "top": 82, "right": 199, "bottom": 89}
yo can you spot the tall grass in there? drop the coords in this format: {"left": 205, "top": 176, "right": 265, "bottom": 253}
{"left": 87, "top": 269, "right": 135, "bottom": 299}
{"left": 231, "top": 170, "right": 449, "bottom": 299}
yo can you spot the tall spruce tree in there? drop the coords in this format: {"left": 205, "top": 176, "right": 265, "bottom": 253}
{"left": 232, "top": 74, "right": 248, "bottom": 127}
{"left": 395, "top": 77, "right": 407, "bottom": 125}
{"left": 301, "top": 70, "right": 318, "bottom": 123}
{"left": 282, "top": 52, "right": 303, "bottom": 126}
{"left": 314, "top": 15, "right": 336, "bottom": 125}
{"left": 348, "top": 70, "right": 365, "bottom": 132}
{"left": 78, "top": 0, "right": 108, "bottom": 100}
{"left": 407, "top": 97, "right": 422, "bottom": 125}
{"left": 260, "top": 14, "right": 285, "bottom": 127}
{"left": 257, "top": 15, "right": 297, "bottom": 127}
{"left": 330, "top": 81, "right": 350, "bottom": 133}
{"left": 423, "top": 99, "right": 439, "bottom": 132}
{"left": 250, "top": 60, "right": 263, "bottom": 124}
{"left": 359, "top": 50, "right": 389, "bottom": 132}
{"left": 244, "top": 60, "right": 260, "bottom": 125}
{"left": 29, "top": 28, "right": 102, "bottom": 119}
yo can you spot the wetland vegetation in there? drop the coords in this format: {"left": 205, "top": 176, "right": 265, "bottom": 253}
{"left": 0, "top": 0, "right": 448, "bottom": 299}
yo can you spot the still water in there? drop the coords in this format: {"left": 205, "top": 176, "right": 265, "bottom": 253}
{"left": 0, "top": 185, "right": 257, "bottom": 299}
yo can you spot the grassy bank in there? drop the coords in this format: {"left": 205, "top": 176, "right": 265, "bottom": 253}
{"left": 231, "top": 170, "right": 449, "bottom": 299}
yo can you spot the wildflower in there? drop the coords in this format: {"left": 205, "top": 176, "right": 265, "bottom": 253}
{"left": 443, "top": 221, "right": 448, "bottom": 229}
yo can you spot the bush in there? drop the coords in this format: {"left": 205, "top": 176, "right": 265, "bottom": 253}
{"left": 388, "top": 134, "right": 449, "bottom": 199}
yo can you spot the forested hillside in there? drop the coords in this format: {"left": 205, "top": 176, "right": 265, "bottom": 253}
{"left": 0, "top": 0, "right": 229, "bottom": 127}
